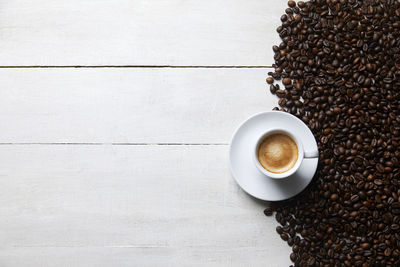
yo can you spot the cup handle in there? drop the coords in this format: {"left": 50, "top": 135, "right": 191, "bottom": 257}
{"left": 304, "top": 149, "right": 319, "bottom": 158}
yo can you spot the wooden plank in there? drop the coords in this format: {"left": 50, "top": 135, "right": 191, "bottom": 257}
{"left": 0, "top": 68, "right": 276, "bottom": 143}
{"left": 0, "top": 0, "right": 286, "bottom": 66}
{"left": 0, "top": 145, "right": 291, "bottom": 266}
{"left": 0, "top": 247, "right": 286, "bottom": 267}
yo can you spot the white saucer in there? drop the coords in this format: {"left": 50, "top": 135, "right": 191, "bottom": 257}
{"left": 229, "top": 111, "right": 318, "bottom": 201}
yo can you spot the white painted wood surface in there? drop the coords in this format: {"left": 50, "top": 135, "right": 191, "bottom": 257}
{"left": 0, "top": 68, "right": 276, "bottom": 143}
{"left": 0, "top": 0, "right": 286, "bottom": 66}
{"left": 0, "top": 0, "right": 292, "bottom": 266}
{"left": 0, "top": 145, "right": 291, "bottom": 266}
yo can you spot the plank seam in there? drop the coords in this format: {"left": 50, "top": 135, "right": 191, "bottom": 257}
{"left": 8, "top": 245, "right": 267, "bottom": 248}
{"left": 0, "top": 143, "right": 229, "bottom": 146}
{"left": 0, "top": 65, "right": 272, "bottom": 69}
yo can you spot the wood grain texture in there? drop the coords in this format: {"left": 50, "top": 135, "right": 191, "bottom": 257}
{"left": 0, "top": 247, "right": 286, "bottom": 267}
{"left": 0, "top": 0, "right": 286, "bottom": 66}
{"left": 0, "top": 145, "right": 291, "bottom": 266}
{"left": 0, "top": 68, "right": 276, "bottom": 143}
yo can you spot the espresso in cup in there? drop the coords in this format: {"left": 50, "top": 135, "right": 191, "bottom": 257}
{"left": 257, "top": 133, "right": 298, "bottom": 174}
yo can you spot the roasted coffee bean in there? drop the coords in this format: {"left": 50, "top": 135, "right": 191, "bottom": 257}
{"left": 276, "top": 226, "right": 283, "bottom": 235}
{"left": 287, "top": 0, "right": 296, "bottom": 8}
{"left": 266, "top": 77, "right": 274, "bottom": 84}
{"left": 281, "top": 233, "right": 289, "bottom": 241}
{"left": 276, "top": 89, "right": 286, "bottom": 98}
{"left": 392, "top": 202, "right": 400, "bottom": 209}
{"left": 309, "top": 256, "right": 318, "bottom": 265}
{"left": 391, "top": 224, "right": 399, "bottom": 231}
{"left": 270, "top": 84, "right": 277, "bottom": 94}
{"left": 278, "top": 98, "right": 286, "bottom": 106}
{"left": 282, "top": 78, "right": 292, "bottom": 86}
{"left": 330, "top": 194, "right": 339, "bottom": 201}
{"left": 264, "top": 0, "right": 400, "bottom": 264}
{"left": 264, "top": 207, "right": 273, "bottom": 216}
{"left": 290, "top": 252, "right": 296, "bottom": 262}
{"left": 361, "top": 243, "right": 370, "bottom": 249}
{"left": 384, "top": 248, "right": 392, "bottom": 257}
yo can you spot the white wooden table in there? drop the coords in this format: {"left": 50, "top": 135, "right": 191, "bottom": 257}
{"left": 0, "top": 1, "right": 293, "bottom": 266}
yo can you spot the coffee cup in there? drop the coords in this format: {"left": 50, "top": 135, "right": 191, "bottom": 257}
{"left": 253, "top": 128, "right": 318, "bottom": 179}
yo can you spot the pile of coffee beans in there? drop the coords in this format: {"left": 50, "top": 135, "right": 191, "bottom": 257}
{"left": 264, "top": 0, "right": 400, "bottom": 266}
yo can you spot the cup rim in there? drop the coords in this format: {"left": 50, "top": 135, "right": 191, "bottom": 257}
{"left": 254, "top": 129, "right": 304, "bottom": 179}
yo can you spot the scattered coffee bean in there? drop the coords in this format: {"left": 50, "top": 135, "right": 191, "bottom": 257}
{"left": 276, "top": 226, "right": 283, "bottom": 235}
{"left": 290, "top": 252, "right": 296, "bottom": 262}
{"left": 287, "top": 0, "right": 296, "bottom": 8}
{"left": 263, "top": 207, "right": 273, "bottom": 216}
{"left": 265, "top": 0, "right": 400, "bottom": 265}
{"left": 280, "top": 233, "right": 289, "bottom": 241}
{"left": 266, "top": 77, "right": 274, "bottom": 84}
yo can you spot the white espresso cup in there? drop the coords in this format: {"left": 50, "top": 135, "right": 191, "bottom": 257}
{"left": 253, "top": 128, "right": 319, "bottom": 179}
